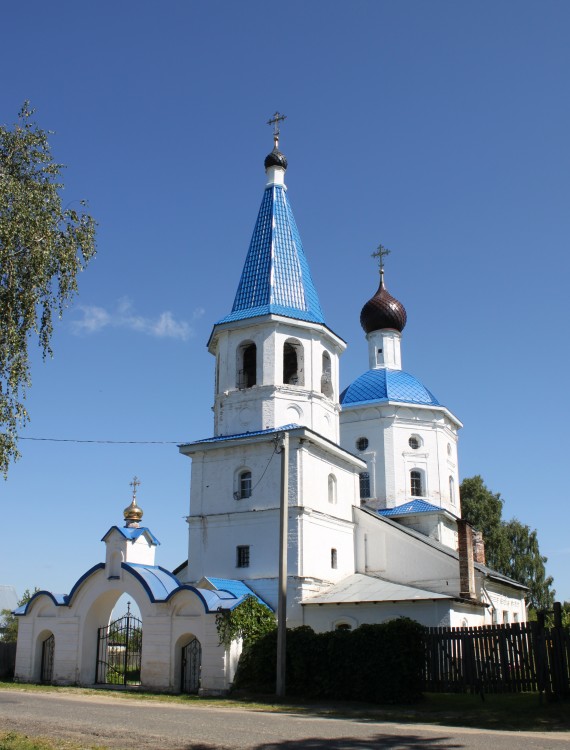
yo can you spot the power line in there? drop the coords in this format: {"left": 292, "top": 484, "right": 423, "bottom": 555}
{"left": 19, "top": 437, "right": 183, "bottom": 445}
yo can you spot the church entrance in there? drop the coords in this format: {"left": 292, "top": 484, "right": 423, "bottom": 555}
{"left": 180, "top": 637, "right": 201, "bottom": 693}
{"left": 96, "top": 603, "right": 142, "bottom": 686}
{"left": 40, "top": 634, "right": 55, "bottom": 683}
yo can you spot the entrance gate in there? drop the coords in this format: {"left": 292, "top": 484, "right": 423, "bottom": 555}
{"left": 40, "top": 634, "right": 54, "bottom": 683}
{"left": 181, "top": 637, "right": 201, "bottom": 693}
{"left": 96, "top": 604, "right": 142, "bottom": 686}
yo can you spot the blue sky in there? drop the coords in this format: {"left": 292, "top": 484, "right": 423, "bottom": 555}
{"left": 2, "top": 1, "right": 569, "bottom": 603}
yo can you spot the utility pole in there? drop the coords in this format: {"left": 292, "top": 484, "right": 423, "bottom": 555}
{"left": 276, "top": 430, "right": 289, "bottom": 697}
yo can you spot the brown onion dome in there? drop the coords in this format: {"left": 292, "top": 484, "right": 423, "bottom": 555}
{"left": 123, "top": 498, "right": 143, "bottom": 525}
{"left": 360, "top": 271, "right": 407, "bottom": 333}
{"left": 264, "top": 148, "right": 288, "bottom": 170}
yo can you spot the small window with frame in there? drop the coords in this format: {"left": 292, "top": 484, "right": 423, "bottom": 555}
{"left": 236, "top": 545, "right": 250, "bottom": 568}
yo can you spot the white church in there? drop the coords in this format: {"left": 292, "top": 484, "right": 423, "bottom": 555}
{"left": 14, "top": 126, "right": 527, "bottom": 693}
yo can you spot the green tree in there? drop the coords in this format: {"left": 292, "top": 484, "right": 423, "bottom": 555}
{"left": 0, "top": 103, "right": 96, "bottom": 475}
{"left": 460, "top": 476, "right": 554, "bottom": 610}
{"left": 1, "top": 588, "right": 39, "bottom": 642}
{"left": 215, "top": 595, "right": 276, "bottom": 648}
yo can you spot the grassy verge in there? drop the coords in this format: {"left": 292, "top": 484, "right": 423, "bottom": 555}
{"left": 0, "top": 730, "right": 108, "bottom": 750}
{"left": 0, "top": 682, "right": 569, "bottom": 732}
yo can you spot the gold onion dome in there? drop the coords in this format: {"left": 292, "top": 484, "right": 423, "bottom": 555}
{"left": 123, "top": 498, "right": 143, "bottom": 524}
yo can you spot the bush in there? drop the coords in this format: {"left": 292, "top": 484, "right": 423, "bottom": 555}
{"left": 233, "top": 617, "right": 425, "bottom": 703}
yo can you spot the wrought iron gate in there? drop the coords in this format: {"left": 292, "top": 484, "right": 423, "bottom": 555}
{"left": 181, "top": 637, "right": 201, "bottom": 693}
{"left": 96, "top": 604, "right": 142, "bottom": 686}
{"left": 40, "top": 634, "right": 54, "bottom": 683}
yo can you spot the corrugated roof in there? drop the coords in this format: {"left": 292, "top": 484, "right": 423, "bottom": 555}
{"left": 216, "top": 185, "right": 325, "bottom": 326}
{"left": 378, "top": 499, "right": 444, "bottom": 517}
{"left": 340, "top": 368, "right": 439, "bottom": 407}
{"left": 182, "top": 423, "right": 299, "bottom": 446}
{"left": 303, "top": 573, "right": 453, "bottom": 605}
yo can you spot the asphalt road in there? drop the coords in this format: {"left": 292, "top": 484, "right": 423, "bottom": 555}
{"left": 0, "top": 689, "right": 569, "bottom": 750}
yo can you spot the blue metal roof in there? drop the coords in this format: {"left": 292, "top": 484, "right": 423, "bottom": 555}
{"left": 340, "top": 368, "right": 440, "bottom": 407}
{"left": 203, "top": 577, "right": 274, "bottom": 611}
{"left": 216, "top": 185, "right": 325, "bottom": 326}
{"left": 124, "top": 563, "right": 181, "bottom": 601}
{"left": 183, "top": 423, "right": 299, "bottom": 446}
{"left": 378, "top": 499, "right": 444, "bottom": 517}
{"left": 101, "top": 526, "right": 160, "bottom": 545}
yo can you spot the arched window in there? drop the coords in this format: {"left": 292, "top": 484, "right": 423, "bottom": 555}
{"left": 335, "top": 622, "right": 352, "bottom": 631}
{"left": 328, "top": 473, "right": 337, "bottom": 504}
{"left": 359, "top": 472, "right": 371, "bottom": 499}
{"left": 321, "top": 352, "right": 333, "bottom": 397}
{"left": 237, "top": 342, "right": 256, "bottom": 389}
{"left": 331, "top": 548, "right": 338, "bottom": 569}
{"left": 283, "top": 339, "right": 304, "bottom": 386}
{"left": 449, "top": 476, "right": 455, "bottom": 504}
{"left": 410, "top": 470, "right": 424, "bottom": 497}
{"left": 239, "top": 470, "right": 252, "bottom": 499}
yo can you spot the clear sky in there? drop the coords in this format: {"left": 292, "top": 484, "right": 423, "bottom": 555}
{"left": 1, "top": 1, "right": 569, "bottom": 604}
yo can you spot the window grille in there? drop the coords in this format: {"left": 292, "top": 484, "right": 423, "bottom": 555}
{"left": 359, "top": 472, "right": 371, "bottom": 499}
{"left": 236, "top": 546, "right": 250, "bottom": 568}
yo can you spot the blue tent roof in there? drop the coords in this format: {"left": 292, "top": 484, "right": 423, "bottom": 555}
{"left": 378, "top": 499, "right": 444, "bottom": 517}
{"left": 216, "top": 185, "right": 325, "bottom": 326}
{"left": 340, "top": 368, "right": 440, "bottom": 407}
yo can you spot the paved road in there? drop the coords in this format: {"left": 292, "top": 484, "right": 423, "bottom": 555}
{"left": 0, "top": 689, "right": 569, "bottom": 750}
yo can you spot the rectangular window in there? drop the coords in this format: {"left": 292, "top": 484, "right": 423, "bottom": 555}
{"left": 331, "top": 548, "right": 338, "bottom": 569}
{"left": 359, "top": 472, "right": 371, "bottom": 499}
{"left": 503, "top": 610, "right": 509, "bottom": 624}
{"left": 236, "top": 545, "right": 250, "bottom": 568}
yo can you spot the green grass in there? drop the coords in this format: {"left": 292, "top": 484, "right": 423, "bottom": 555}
{"left": 0, "top": 730, "right": 108, "bottom": 750}
{"left": 0, "top": 682, "right": 569, "bottom": 732}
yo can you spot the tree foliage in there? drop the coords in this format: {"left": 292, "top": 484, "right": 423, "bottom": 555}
{"left": 1, "top": 588, "right": 39, "bottom": 642}
{"left": 0, "top": 103, "right": 96, "bottom": 475}
{"left": 460, "top": 476, "right": 554, "bottom": 610}
{"left": 215, "top": 595, "right": 276, "bottom": 648}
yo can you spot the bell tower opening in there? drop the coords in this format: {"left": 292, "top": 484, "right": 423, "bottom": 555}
{"left": 237, "top": 341, "right": 257, "bottom": 389}
{"left": 283, "top": 339, "right": 304, "bottom": 386}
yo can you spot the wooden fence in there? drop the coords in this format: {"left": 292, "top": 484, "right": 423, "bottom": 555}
{"left": 0, "top": 642, "right": 16, "bottom": 680}
{"left": 424, "top": 619, "right": 570, "bottom": 696}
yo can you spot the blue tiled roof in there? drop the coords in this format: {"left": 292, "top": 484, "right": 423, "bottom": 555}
{"left": 216, "top": 185, "right": 325, "bottom": 326}
{"left": 378, "top": 500, "right": 443, "bottom": 517}
{"left": 101, "top": 526, "right": 160, "bottom": 545}
{"left": 183, "top": 423, "right": 299, "bottom": 446}
{"left": 124, "top": 563, "right": 180, "bottom": 601}
{"left": 340, "top": 369, "right": 439, "bottom": 407}
{"left": 204, "top": 577, "right": 274, "bottom": 611}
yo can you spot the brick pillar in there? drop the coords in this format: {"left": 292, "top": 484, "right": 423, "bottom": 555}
{"left": 473, "top": 530, "right": 486, "bottom": 565}
{"left": 457, "top": 519, "right": 476, "bottom": 599}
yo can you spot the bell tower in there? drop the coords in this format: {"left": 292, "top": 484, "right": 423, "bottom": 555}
{"left": 208, "top": 117, "right": 345, "bottom": 442}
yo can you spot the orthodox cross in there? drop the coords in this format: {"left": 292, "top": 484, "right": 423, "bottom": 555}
{"left": 130, "top": 475, "right": 141, "bottom": 500}
{"left": 371, "top": 243, "right": 391, "bottom": 274}
{"left": 267, "top": 111, "right": 287, "bottom": 147}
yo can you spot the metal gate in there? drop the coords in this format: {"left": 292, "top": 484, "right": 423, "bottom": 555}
{"left": 40, "top": 634, "right": 54, "bottom": 683}
{"left": 181, "top": 637, "right": 201, "bottom": 693}
{"left": 96, "top": 604, "right": 142, "bottom": 686}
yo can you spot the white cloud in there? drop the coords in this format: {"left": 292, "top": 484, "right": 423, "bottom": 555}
{"left": 72, "top": 298, "right": 204, "bottom": 341}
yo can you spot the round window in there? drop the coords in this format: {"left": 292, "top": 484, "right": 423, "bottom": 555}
{"left": 408, "top": 436, "right": 420, "bottom": 450}
{"left": 356, "top": 437, "right": 369, "bottom": 451}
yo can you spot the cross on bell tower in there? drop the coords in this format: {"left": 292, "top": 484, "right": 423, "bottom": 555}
{"left": 267, "top": 111, "right": 287, "bottom": 149}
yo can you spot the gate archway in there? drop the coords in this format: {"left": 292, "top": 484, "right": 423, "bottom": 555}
{"left": 181, "top": 637, "right": 201, "bottom": 694}
{"left": 96, "top": 603, "right": 142, "bottom": 686}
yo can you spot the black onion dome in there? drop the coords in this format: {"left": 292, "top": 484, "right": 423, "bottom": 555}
{"left": 264, "top": 148, "right": 288, "bottom": 170}
{"left": 360, "top": 276, "right": 407, "bottom": 333}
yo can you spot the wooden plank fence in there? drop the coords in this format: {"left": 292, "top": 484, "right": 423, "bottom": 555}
{"left": 0, "top": 642, "right": 16, "bottom": 680}
{"left": 424, "top": 620, "right": 570, "bottom": 696}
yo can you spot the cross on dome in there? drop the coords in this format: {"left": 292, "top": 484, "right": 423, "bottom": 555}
{"left": 124, "top": 476, "right": 144, "bottom": 527}
{"left": 267, "top": 111, "right": 287, "bottom": 148}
